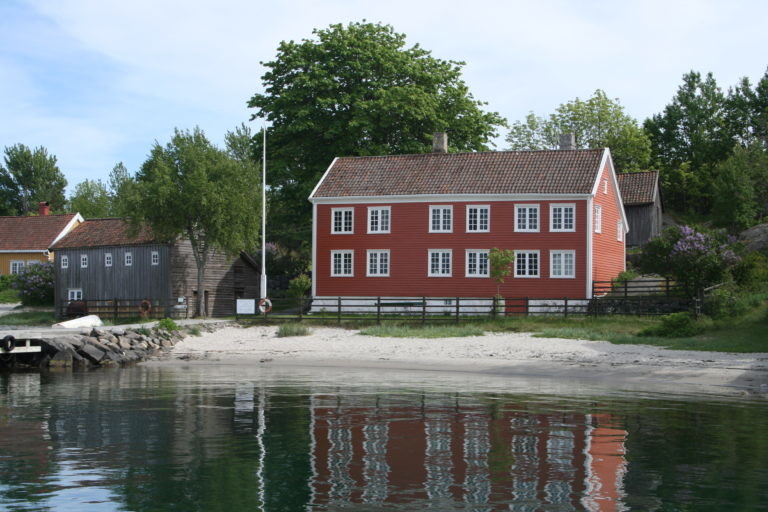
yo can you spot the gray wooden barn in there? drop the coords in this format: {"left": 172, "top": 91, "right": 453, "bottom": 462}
{"left": 617, "top": 171, "right": 663, "bottom": 247}
{"left": 49, "top": 218, "right": 260, "bottom": 318}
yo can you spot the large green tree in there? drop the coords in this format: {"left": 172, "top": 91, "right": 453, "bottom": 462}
{"left": 133, "top": 127, "right": 261, "bottom": 317}
{"left": 248, "top": 21, "right": 506, "bottom": 249}
{"left": 0, "top": 144, "right": 67, "bottom": 215}
{"left": 505, "top": 89, "right": 651, "bottom": 172}
{"left": 68, "top": 179, "right": 111, "bottom": 218}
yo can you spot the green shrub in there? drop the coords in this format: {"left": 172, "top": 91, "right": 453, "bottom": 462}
{"left": 11, "top": 262, "right": 54, "bottom": 306}
{"left": 704, "top": 286, "right": 751, "bottom": 319}
{"left": 288, "top": 274, "right": 312, "bottom": 298}
{"left": 639, "top": 312, "right": 703, "bottom": 338}
{"left": 155, "top": 318, "right": 179, "bottom": 332}
{"left": 277, "top": 323, "right": 310, "bottom": 337}
{"left": 135, "top": 327, "right": 152, "bottom": 336}
{"left": 732, "top": 251, "right": 768, "bottom": 290}
{"left": 186, "top": 325, "right": 201, "bottom": 336}
{"left": 0, "top": 274, "right": 15, "bottom": 291}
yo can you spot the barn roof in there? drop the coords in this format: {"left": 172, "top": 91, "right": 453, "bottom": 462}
{"left": 617, "top": 171, "right": 659, "bottom": 205}
{"left": 0, "top": 213, "right": 81, "bottom": 251}
{"left": 310, "top": 149, "right": 607, "bottom": 199}
{"left": 49, "top": 218, "right": 156, "bottom": 250}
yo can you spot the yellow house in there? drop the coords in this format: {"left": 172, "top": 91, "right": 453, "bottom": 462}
{"left": 0, "top": 203, "right": 83, "bottom": 276}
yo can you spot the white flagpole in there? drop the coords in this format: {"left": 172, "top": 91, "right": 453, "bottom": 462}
{"left": 260, "top": 125, "right": 268, "bottom": 300}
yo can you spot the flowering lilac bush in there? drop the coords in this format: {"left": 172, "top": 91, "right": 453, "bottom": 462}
{"left": 640, "top": 225, "right": 740, "bottom": 293}
{"left": 11, "top": 261, "right": 55, "bottom": 306}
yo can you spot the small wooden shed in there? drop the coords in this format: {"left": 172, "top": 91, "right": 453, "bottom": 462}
{"left": 617, "top": 171, "right": 663, "bottom": 247}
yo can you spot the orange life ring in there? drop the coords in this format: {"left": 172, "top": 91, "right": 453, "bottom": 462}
{"left": 258, "top": 298, "right": 272, "bottom": 314}
{"left": 139, "top": 299, "right": 153, "bottom": 315}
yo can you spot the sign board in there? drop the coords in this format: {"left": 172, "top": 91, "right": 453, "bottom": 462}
{"left": 236, "top": 299, "right": 257, "bottom": 315}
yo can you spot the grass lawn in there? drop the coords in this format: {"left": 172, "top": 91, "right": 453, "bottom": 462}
{"left": 361, "top": 324, "right": 485, "bottom": 338}
{"left": 0, "top": 288, "right": 19, "bottom": 304}
{"left": 0, "top": 311, "right": 57, "bottom": 326}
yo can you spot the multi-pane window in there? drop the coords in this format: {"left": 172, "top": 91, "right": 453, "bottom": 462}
{"left": 367, "top": 250, "right": 390, "bottom": 276}
{"left": 331, "top": 208, "right": 354, "bottom": 234}
{"left": 429, "top": 206, "right": 452, "bottom": 232}
{"left": 515, "top": 204, "right": 539, "bottom": 232}
{"left": 465, "top": 250, "right": 490, "bottom": 277}
{"left": 514, "top": 251, "right": 540, "bottom": 277}
{"left": 125, "top": 252, "right": 133, "bottom": 266}
{"left": 68, "top": 289, "right": 82, "bottom": 301}
{"left": 80, "top": 254, "right": 88, "bottom": 268}
{"left": 105, "top": 253, "right": 113, "bottom": 267}
{"left": 550, "top": 250, "right": 575, "bottom": 278}
{"left": 428, "top": 249, "right": 452, "bottom": 277}
{"left": 617, "top": 220, "right": 624, "bottom": 242}
{"left": 466, "top": 205, "right": 490, "bottom": 232}
{"left": 367, "top": 207, "right": 391, "bottom": 233}
{"left": 151, "top": 251, "right": 160, "bottom": 265}
{"left": 594, "top": 204, "right": 602, "bottom": 233}
{"left": 10, "top": 261, "right": 24, "bottom": 275}
{"left": 331, "top": 250, "right": 354, "bottom": 276}
{"left": 550, "top": 204, "right": 575, "bottom": 232}
{"left": 61, "top": 256, "right": 69, "bottom": 269}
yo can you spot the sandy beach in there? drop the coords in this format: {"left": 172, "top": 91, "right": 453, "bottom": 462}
{"left": 151, "top": 325, "right": 768, "bottom": 397}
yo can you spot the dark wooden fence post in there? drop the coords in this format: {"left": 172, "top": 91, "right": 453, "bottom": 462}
{"left": 525, "top": 297, "right": 529, "bottom": 316}
{"left": 337, "top": 297, "right": 342, "bottom": 324}
{"left": 455, "top": 297, "right": 460, "bottom": 324}
{"left": 113, "top": 298, "right": 118, "bottom": 323}
{"left": 491, "top": 295, "right": 497, "bottom": 318}
{"left": 564, "top": 297, "right": 569, "bottom": 318}
{"left": 376, "top": 296, "right": 381, "bottom": 325}
{"left": 421, "top": 297, "right": 426, "bottom": 325}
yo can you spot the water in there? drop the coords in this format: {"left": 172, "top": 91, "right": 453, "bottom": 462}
{"left": 1, "top": 365, "right": 767, "bottom": 511}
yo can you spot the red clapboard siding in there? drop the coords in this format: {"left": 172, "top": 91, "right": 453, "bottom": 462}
{"left": 592, "top": 162, "right": 626, "bottom": 283}
{"left": 315, "top": 200, "right": 589, "bottom": 298}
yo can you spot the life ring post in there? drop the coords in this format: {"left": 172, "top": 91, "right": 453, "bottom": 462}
{"left": 2, "top": 335, "right": 16, "bottom": 352}
{"left": 258, "top": 298, "right": 272, "bottom": 315}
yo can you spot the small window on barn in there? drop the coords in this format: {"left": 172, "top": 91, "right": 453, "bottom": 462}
{"left": 61, "top": 256, "right": 69, "bottom": 269}
{"left": 125, "top": 252, "right": 133, "bottom": 266}
{"left": 80, "top": 254, "right": 88, "bottom": 268}
{"left": 105, "top": 253, "right": 113, "bottom": 267}
{"left": 68, "top": 288, "right": 82, "bottom": 301}
{"left": 151, "top": 251, "right": 160, "bottom": 265}
{"left": 594, "top": 204, "right": 602, "bottom": 233}
{"left": 617, "top": 220, "right": 624, "bottom": 242}
{"left": 331, "top": 208, "right": 354, "bottom": 234}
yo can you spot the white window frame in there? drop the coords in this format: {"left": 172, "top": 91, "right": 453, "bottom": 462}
{"left": 550, "top": 250, "right": 576, "bottom": 279}
{"left": 80, "top": 254, "right": 88, "bottom": 268}
{"left": 367, "top": 206, "right": 391, "bottom": 234}
{"left": 151, "top": 251, "right": 160, "bottom": 266}
{"left": 603, "top": 179, "right": 608, "bottom": 194}
{"left": 61, "top": 256, "right": 69, "bottom": 269}
{"left": 465, "top": 249, "right": 490, "bottom": 278}
{"left": 9, "top": 260, "right": 24, "bottom": 275}
{"left": 515, "top": 204, "right": 540, "bottom": 232}
{"left": 594, "top": 204, "right": 602, "bottom": 233}
{"left": 125, "top": 252, "right": 133, "bottom": 266}
{"left": 105, "top": 253, "right": 113, "bottom": 267}
{"left": 550, "top": 203, "right": 576, "bottom": 232}
{"left": 366, "top": 249, "right": 390, "bottom": 277}
{"left": 331, "top": 250, "right": 354, "bottom": 277}
{"left": 429, "top": 205, "right": 453, "bottom": 233}
{"left": 428, "top": 249, "right": 452, "bottom": 277}
{"left": 514, "top": 250, "right": 540, "bottom": 278}
{"left": 67, "top": 288, "right": 82, "bottom": 301}
{"left": 617, "top": 220, "right": 624, "bottom": 242}
{"left": 331, "top": 208, "right": 354, "bottom": 234}
{"left": 466, "top": 205, "right": 490, "bottom": 233}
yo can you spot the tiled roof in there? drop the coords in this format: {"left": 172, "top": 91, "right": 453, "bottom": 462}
{"left": 311, "top": 149, "right": 606, "bottom": 198}
{"left": 617, "top": 171, "right": 658, "bottom": 205}
{"left": 50, "top": 218, "right": 156, "bottom": 249}
{"left": 0, "top": 214, "right": 79, "bottom": 251}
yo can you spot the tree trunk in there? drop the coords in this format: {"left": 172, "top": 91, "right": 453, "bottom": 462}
{"left": 188, "top": 228, "right": 209, "bottom": 318}
{"left": 196, "top": 263, "right": 206, "bottom": 318}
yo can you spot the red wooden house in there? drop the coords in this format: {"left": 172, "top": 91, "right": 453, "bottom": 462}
{"left": 309, "top": 136, "right": 627, "bottom": 310}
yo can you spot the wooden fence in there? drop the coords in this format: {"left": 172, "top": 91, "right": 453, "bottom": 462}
{"left": 58, "top": 298, "right": 183, "bottom": 321}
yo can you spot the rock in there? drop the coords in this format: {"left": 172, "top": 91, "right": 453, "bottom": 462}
{"left": 49, "top": 351, "right": 73, "bottom": 368}
{"left": 90, "top": 328, "right": 108, "bottom": 338}
{"left": 160, "top": 339, "right": 174, "bottom": 348}
{"left": 740, "top": 223, "right": 768, "bottom": 252}
{"left": 79, "top": 343, "right": 106, "bottom": 363}
{"left": 54, "top": 335, "right": 84, "bottom": 349}
{"left": 110, "top": 328, "right": 126, "bottom": 336}
{"left": 102, "top": 334, "right": 117, "bottom": 344}
{"left": 118, "top": 339, "right": 132, "bottom": 350}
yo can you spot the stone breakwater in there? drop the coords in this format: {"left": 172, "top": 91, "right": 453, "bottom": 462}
{"left": 37, "top": 323, "right": 224, "bottom": 368}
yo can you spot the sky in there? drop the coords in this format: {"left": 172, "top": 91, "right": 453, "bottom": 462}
{"left": 1, "top": 0, "right": 767, "bottom": 194}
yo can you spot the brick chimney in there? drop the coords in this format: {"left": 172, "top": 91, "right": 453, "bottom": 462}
{"left": 432, "top": 132, "right": 448, "bottom": 153}
{"left": 38, "top": 201, "right": 50, "bottom": 216}
{"left": 559, "top": 133, "right": 576, "bottom": 150}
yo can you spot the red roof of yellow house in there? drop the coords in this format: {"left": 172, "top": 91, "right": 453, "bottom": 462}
{"left": 0, "top": 213, "right": 82, "bottom": 251}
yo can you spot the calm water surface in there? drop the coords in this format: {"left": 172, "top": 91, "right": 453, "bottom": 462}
{"left": 1, "top": 364, "right": 767, "bottom": 511}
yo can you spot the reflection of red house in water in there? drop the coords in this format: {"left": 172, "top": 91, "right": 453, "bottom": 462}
{"left": 308, "top": 397, "right": 627, "bottom": 510}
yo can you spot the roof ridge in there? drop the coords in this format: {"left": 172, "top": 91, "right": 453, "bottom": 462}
{"left": 336, "top": 148, "right": 604, "bottom": 160}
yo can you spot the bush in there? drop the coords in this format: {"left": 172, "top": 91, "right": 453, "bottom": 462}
{"left": 186, "top": 325, "right": 201, "bottom": 336}
{"left": 732, "top": 251, "right": 768, "bottom": 290}
{"left": 703, "top": 286, "right": 752, "bottom": 319}
{"left": 288, "top": 274, "right": 312, "bottom": 298}
{"left": 639, "top": 312, "right": 704, "bottom": 338}
{"left": 155, "top": 318, "right": 179, "bottom": 332}
{"left": 11, "top": 262, "right": 54, "bottom": 306}
{"left": 0, "top": 274, "right": 15, "bottom": 291}
{"left": 276, "top": 323, "right": 310, "bottom": 337}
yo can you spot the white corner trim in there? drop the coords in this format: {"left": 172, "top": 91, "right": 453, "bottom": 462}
{"left": 308, "top": 157, "right": 339, "bottom": 200}
{"left": 586, "top": 197, "right": 593, "bottom": 299}
{"left": 593, "top": 149, "right": 629, "bottom": 229}
{"left": 311, "top": 203, "right": 317, "bottom": 297}
{"left": 50, "top": 213, "right": 84, "bottom": 248}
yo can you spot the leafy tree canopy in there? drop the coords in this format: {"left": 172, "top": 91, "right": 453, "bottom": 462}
{"left": 0, "top": 144, "right": 67, "bottom": 215}
{"left": 132, "top": 127, "right": 261, "bottom": 317}
{"left": 68, "top": 179, "right": 111, "bottom": 218}
{"left": 248, "top": 21, "right": 506, "bottom": 249}
{"left": 505, "top": 89, "right": 651, "bottom": 172}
